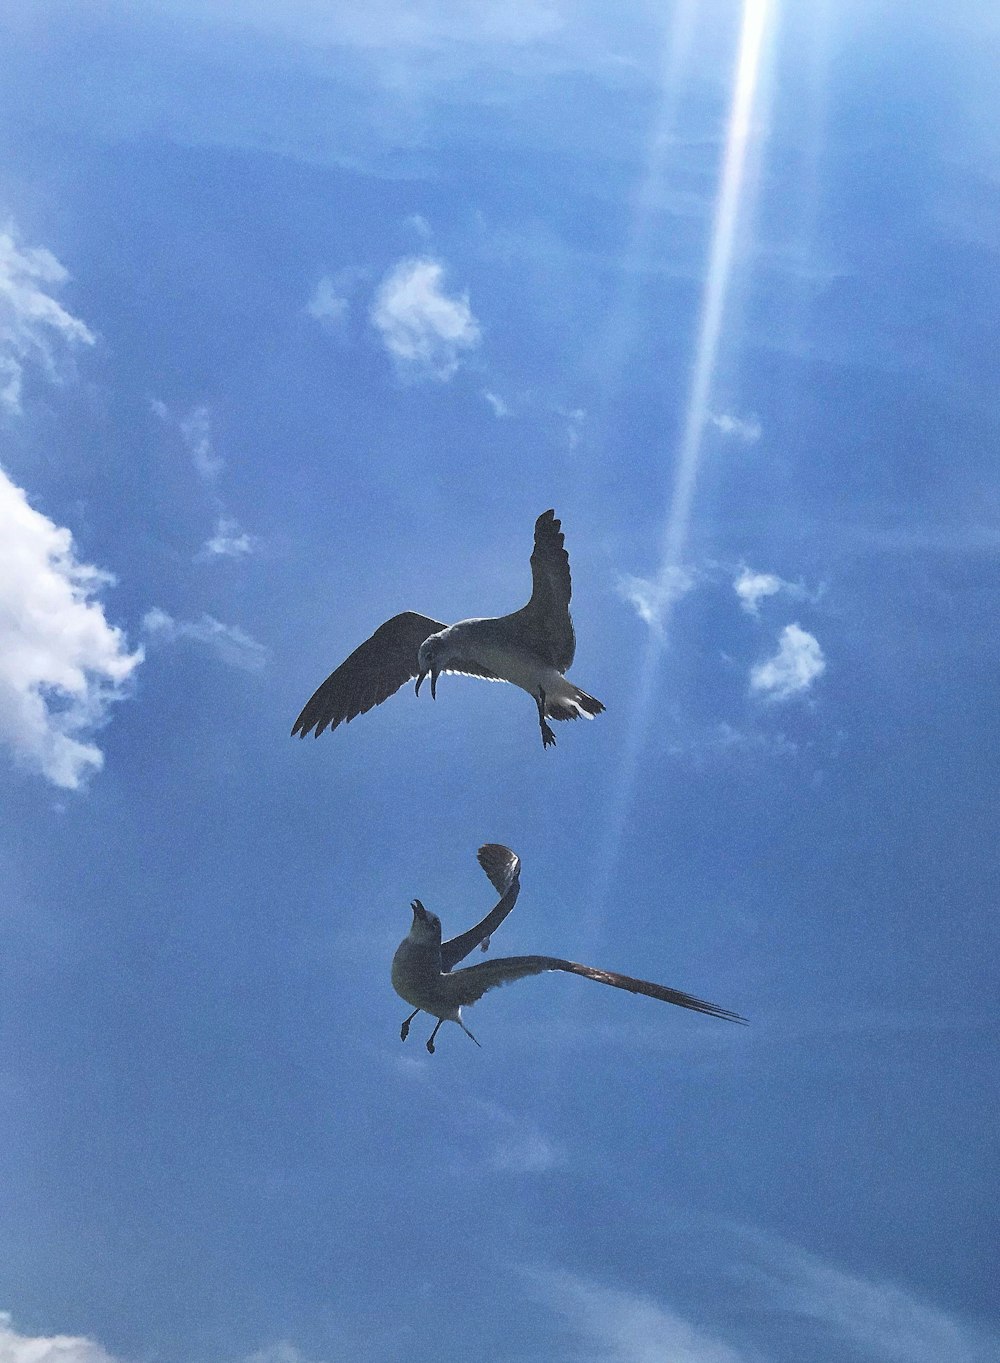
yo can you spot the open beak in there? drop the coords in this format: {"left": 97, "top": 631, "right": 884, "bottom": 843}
{"left": 430, "top": 667, "right": 439, "bottom": 700}
{"left": 414, "top": 671, "right": 426, "bottom": 697}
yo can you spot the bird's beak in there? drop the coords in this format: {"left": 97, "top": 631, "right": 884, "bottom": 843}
{"left": 415, "top": 671, "right": 426, "bottom": 697}
{"left": 411, "top": 899, "right": 426, "bottom": 921}
{"left": 430, "top": 666, "right": 439, "bottom": 701}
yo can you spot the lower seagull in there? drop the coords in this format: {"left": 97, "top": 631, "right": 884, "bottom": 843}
{"left": 392, "top": 845, "right": 747, "bottom": 1053}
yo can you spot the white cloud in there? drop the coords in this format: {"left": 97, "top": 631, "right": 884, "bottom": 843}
{"left": 750, "top": 623, "right": 825, "bottom": 701}
{"left": 371, "top": 257, "right": 480, "bottom": 380}
{"left": 618, "top": 566, "right": 695, "bottom": 632}
{"left": 0, "top": 1313, "right": 121, "bottom": 1363}
{"left": 734, "top": 566, "right": 784, "bottom": 615}
{"left": 306, "top": 276, "right": 350, "bottom": 328}
{"left": 0, "top": 467, "right": 142, "bottom": 790}
{"left": 708, "top": 413, "right": 761, "bottom": 443}
{"left": 527, "top": 1267, "right": 747, "bottom": 1363}
{"left": 482, "top": 389, "right": 510, "bottom": 418}
{"left": 199, "top": 515, "right": 255, "bottom": 560}
{"left": 0, "top": 228, "right": 95, "bottom": 414}
{"left": 142, "top": 608, "right": 268, "bottom": 672}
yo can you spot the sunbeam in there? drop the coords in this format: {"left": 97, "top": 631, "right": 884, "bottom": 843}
{"left": 592, "top": 0, "right": 777, "bottom": 922}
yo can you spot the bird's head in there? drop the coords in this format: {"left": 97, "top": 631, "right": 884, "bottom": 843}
{"left": 409, "top": 899, "right": 442, "bottom": 945}
{"left": 415, "top": 635, "right": 445, "bottom": 700}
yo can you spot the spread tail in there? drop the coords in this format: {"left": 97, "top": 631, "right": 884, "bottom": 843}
{"left": 546, "top": 685, "right": 605, "bottom": 722}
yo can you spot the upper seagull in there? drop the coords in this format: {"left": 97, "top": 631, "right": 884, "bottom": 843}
{"left": 291, "top": 510, "right": 604, "bottom": 749}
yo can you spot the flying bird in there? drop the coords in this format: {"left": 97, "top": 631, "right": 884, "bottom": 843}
{"left": 291, "top": 510, "right": 603, "bottom": 749}
{"left": 392, "top": 846, "right": 747, "bottom": 1053}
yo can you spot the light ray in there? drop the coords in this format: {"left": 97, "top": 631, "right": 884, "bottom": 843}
{"left": 593, "top": 0, "right": 777, "bottom": 918}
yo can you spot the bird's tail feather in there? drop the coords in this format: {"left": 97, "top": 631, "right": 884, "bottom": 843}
{"left": 547, "top": 687, "right": 605, "bottom": 722}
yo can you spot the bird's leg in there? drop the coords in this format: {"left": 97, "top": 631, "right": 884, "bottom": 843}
{"left": 535, "top": 689, "right": 556, "bottom": 749}
{"left": 400, "top": 1008, "right": 420, "bottom": 1042}
{"left": 459, "top": 1019, "right": 481, "bottom": 1048}
{"left": 426, "top": 1018, "right": 445, "bottom": 1054}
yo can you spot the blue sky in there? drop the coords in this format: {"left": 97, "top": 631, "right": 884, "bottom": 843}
{"left": 1, "top": 2, "right": 998, "bottom": 1361}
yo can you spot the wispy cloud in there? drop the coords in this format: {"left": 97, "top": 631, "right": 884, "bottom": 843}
{"left": 618, "top": 566, "right": 695, "bottom": 632}
{"left": 0, "top": 227, "right": 95, "bottom": 413}
{"left": 371, "top": 257, "right": 480, "bottom": 380}
{"left": 750, "top": 624, "right": 825, "bottom": 701}
{"left": 745, "top": 1231, "right": 999, "bottom": 1363}
{"left": 306, "top": 276, "right": 350, "bottom": 329}
{"left": 668, "top": 721, "right": 798, "bottom": 764}
{"left": 0, "top": 1313, "right": 120, "bottom": 1363}
{"left": 141, "top": 608, "right": 268, "bottom": 672}
{"left": 198, "top": 515, "right": 255, "bottom": 560}
{"left": 708, "top": 412, "right": 762, "bottom": 443}
{"left": 151, "top": 400, "right": 224, "bottom": 481}
{"left": 0, "top": 467, "right": 142, "bottom": 790}
{"left": 528, "top": 1232, "right": 1000, "bottom": 1363}
{"left": 482, "top": 388, "right": 510, "bottom": 418}
{"left": 404, "top": 213, "right": 432, "bottom": 239}
{"left": 526, "top": 1267, "right": 747, "bottom": 1363}
{"left": 179, "top": 403, "right": 223, "bottom": 480}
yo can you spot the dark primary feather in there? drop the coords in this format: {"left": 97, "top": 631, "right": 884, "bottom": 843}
{"left": 507, "top": 509, "right": 575, "bottom": 671}
{"left": 446, "top": 954, "right": 747, "bottom": 1022}
{"left": 440, "top": 845, "right": 521, "bottom": 972}
{"left": 291, "top": 611, "right": 444, "bottom": 737}
{"left": 476, "top": 844, "right": 520, "bottom": 896}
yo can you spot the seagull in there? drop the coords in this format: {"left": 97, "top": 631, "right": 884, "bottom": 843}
{"left": 291, "top": 510, "right": 604, "bottom": 749}
{"left": 391, "top": 846, "right": 747, "bottom": 1053}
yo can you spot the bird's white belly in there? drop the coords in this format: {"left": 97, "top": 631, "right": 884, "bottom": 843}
{"left": 391, "top": 944, "right": 458, "bottom": 1020}
{"left": 450, "top": 633, "right": 559, "bottom": 697}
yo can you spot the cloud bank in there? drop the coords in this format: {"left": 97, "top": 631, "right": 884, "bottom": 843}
{"left": 0, "top": 468, "right": 142, "bottom": 789}
{"left": 0, "top": 1313, "right": 120, "bottom": 1363}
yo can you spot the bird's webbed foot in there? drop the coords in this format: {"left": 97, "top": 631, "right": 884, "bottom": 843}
{"left": 426, "top": 1019, "right": 444, "bottom": 1053}
{"left": 400, "top": 1008, "right": 419, "bottom": 1042}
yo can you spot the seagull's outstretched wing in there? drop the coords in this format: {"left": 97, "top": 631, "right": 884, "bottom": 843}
{"left": 292, "top": 612, "right": 445, "bottom": 737}
{"left": 505, "top": 510, "right": 575, "bottom": 670}
{"left": 443, "top": 954, "right": 747, "bottom": 1023}
{"left": 441, "top": 845, "right": 522, "bottom": 971}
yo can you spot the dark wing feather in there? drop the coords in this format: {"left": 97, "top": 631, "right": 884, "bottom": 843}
{"left": 440, "top": 846, "right": 522, "bottom": 972}
{"left": 291, "top": 612, "right": 445, "bottom": 737}
{"left": 444, "top": 955, "right": 746, "bottom": 1022}
{"left": 504, "top": 510, "right": 575, "bottom": 670}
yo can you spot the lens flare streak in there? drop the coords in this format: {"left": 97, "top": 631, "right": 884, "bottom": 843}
{"left": 593, "top": 0, "right": 775, "bottom": 916}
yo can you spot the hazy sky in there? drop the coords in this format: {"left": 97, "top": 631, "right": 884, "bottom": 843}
{"left": 1, "top": 3, "right": 998, "bottom": 1361}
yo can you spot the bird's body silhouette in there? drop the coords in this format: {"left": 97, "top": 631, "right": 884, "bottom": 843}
{"left": 391, "top": 846, "right": 747, "bottom": 1053}
{"left": 292, "top": 510, "right": 603, "bottom": 749}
